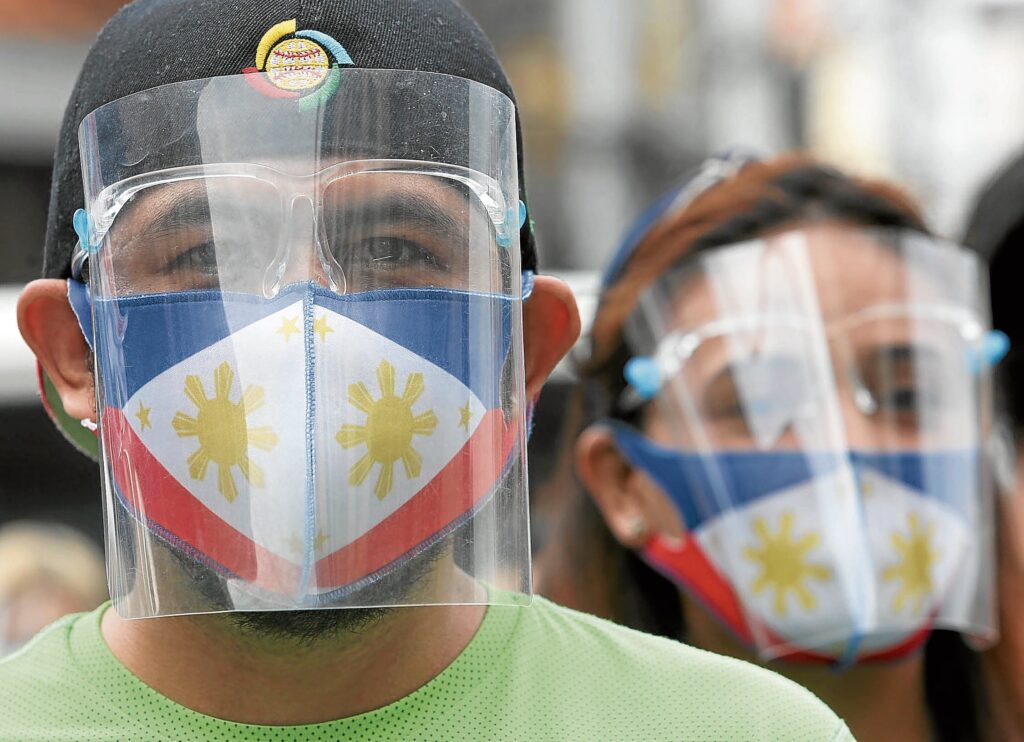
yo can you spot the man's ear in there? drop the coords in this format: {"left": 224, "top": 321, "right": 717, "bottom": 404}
{"left": 18, "top": 279, "right": 95, "bottom": 420}
{"left": 522, "top": 275, "right": 580, "bottom": 399}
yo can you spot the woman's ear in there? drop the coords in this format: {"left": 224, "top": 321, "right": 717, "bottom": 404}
{"left": 573, "top": 425, "right": 651, "bottom": 548}
{"left": 522, "top": 275, "right": 581, "bottom": 399}
{"left": 18, "top": 279, "right": 95, "bottom": 420}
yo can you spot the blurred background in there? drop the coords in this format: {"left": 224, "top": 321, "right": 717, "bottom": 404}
{"left": 4, "top": 0, "right": 1024, "bottom": 568}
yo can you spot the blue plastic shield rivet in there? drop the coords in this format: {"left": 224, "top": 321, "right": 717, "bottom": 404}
{"left": 624, "top": 357, "right": 662, "bottom": 401}
{"left": 73, "top": 209, "right": 92, "bottom": 250}
{"left": 968, "top": 330, "right": 1011, "bottom": 373}
{"left": 497, "top": 206, "right": 515, "bottom": 248}
{"left": 496, "top": 202, "right": 528, "bottom": 249}
{"left": 984, "top": 330, "right": 1011, "bottom": 367}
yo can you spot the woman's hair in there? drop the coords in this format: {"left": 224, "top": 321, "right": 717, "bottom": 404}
{"left": 542, "top": 153, "right": 984, "bottom": 742}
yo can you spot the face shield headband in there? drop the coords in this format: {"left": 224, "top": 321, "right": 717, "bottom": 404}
{"left": 65, "top": 69, "right": 534, "bottom": 618}
{"left": 611, "top": 227, "right": 1004, "bottom": 667}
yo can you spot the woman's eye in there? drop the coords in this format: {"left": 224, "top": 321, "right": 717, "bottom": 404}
{"left": 878, "top": 387, "right": 941, "bottom": 414}
{"left": 876, "top": 388, "right": 917, "bottom": 414}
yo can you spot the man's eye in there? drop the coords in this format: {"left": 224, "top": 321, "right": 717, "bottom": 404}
{"left": 166, "top": 241, "right": 219, "bottom": 275}
{"left": 359, "top": 237, "right": 444, "bottom": 270}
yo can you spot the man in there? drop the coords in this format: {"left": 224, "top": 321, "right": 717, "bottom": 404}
{"left": 4, "top": 1, "right": 853, "bottom": 738}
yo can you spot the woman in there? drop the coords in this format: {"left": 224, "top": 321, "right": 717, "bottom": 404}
{"left": 539, "top": 154, "right": 1002, "bottom": 741}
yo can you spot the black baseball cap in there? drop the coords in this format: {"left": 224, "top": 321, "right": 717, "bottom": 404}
{"left": 43, "top": 0, "right": 537, "bottom": 281}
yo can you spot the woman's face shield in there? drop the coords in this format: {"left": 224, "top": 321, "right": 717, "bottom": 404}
{"left": 76, "top": 70, "right": 531, "bottom": 619}
{"left": 618, "top": 225, "right": 999, "bottom": 663}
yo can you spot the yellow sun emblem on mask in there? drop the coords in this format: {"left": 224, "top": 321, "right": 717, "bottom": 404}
{"left": 336, "top": 360, "right": 438, "bottom": 500}
{"left": 171, "top": 362, "right": 280, "bottom": 503}
{"left": 882, "top": 512, "right": 939, "bottom": 614}
{"left": 743, "top": 512, "right": 831, "bottom": 617}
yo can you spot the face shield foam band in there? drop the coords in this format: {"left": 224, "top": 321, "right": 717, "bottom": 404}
{"left": 77, "top": 69, "right": 532, "bottom": 618}
{"left": 612, "top": 226, "right": 999, "bottom": 665}
{"left": 599, "top": 150, "right": 758, "bottom": 292}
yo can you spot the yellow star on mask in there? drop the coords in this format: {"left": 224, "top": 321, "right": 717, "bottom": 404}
{"left": 743, "top": 511, "right": 831, "bottom": 617}
{"left": 458, "top": 401, "right": 473, "bottom": 432}
{"left": 315, "top": 530, "right": 329, "bottom": 552}
{"left": 882, "top": 512, "right": 939, "bottom": 615}
{"left": 336, "top": 360, "right": 438, "bottom": 500}
{"left": 276, "top": 316, "right": 301, "bottom": 343}
{"left": 314, "top": 316, "right": 334, "bottom": 343}
{"left": 171, "top": 362, "right": 279, "bottom": 503}
{"left": 135, "top": 401, "right": 152, "bottom": 432}
{"left": 287, "top": 530, "right": 330, "bottom": 556}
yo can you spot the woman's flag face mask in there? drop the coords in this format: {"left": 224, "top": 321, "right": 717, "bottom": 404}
{"left": 75, "top": 70, "right": 531, "bottom": 618}
{"left": 617, "top": 226, "right": 999, "bottom": 664}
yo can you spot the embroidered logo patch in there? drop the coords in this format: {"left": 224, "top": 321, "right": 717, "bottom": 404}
{"left": 243, "top": 19, "right": 353, "bottom": 106}
{"left": 267, "top": 38, "right": 332, "bottom": 91}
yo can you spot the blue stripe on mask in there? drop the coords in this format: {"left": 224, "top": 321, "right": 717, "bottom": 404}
{"left": 608, "top": 421, "right": 978, "bottom": 531}
{"left": 94, "top": 283, "right": 513, "bottom": 408}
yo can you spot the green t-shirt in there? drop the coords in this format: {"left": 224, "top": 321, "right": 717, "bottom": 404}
{"left": 0, "top": 597, "right": 852, "bottom": 741}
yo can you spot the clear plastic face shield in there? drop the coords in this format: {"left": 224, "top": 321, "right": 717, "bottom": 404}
{"left": 73, "top": 70, "right": 530, "bottom": 618}
{"left": 614, "top": 225, "right": 1001, "bottom": 664}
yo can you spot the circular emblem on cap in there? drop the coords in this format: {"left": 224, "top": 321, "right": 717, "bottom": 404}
{"left": 266, "top": 37, "right": 332, "bottom": 92}
{"left": 243, "top": 19, "right": 354, "bottom": 104}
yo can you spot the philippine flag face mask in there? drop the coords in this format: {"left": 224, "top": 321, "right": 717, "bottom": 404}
{"left": 613, "top": 426, "right": 983, "bottom": 663}
{"left": 71, "top": 69, "right": 533, "bottom": 618}
{"left": 614, "top": 227, "right": 1000, "bottom": 665}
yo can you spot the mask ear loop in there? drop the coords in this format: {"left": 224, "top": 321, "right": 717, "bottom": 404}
{"left": 521, "top": 270, "right": 535, "bottom": 300}
{"left": 70, "top": 210, "right": 97, "bottom": 348}
{"left": 71, "top": 209, "right": 100, "bottom": 431}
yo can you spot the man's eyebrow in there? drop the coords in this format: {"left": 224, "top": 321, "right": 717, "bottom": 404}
{"left": 116, "top": 183, "right": 212, "bottom": 240}
{"left": 330, "top": 175, "right": 498, "bottom": 227}
{"left": 328, "top": 190, "right": 471, "bottom": 238}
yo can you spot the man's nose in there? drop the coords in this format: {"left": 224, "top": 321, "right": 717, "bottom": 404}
{"left": 275, "top": 196, "right": 344, "bottom": 290}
